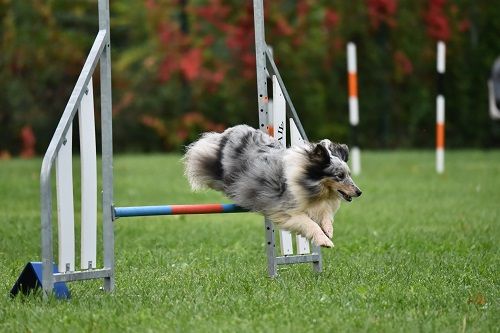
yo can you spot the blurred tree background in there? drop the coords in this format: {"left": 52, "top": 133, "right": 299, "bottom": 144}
{"left": 1, "top": 0, "right": 499, "bottom": 157}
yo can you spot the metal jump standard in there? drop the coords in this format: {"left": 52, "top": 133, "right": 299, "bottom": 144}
{"left": 11, "top": 0, "right": 322, "bottom": 300}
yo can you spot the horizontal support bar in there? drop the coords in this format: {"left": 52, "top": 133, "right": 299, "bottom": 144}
{"left": 53, "top": 268, "right": 112, "bottom": 283}
{"left": 276, "top": 253, "right": 320, "bottom": 265}
{"left": 114, "top": 203, "right": 249, "bottom": 218}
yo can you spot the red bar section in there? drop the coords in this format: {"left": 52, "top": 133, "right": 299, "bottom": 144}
{"left": 170, "top": 204, "right": 224, "bottom": 215}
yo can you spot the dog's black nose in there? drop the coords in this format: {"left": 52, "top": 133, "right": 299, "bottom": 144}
{"left": 356, "top": 189, "right": 362, "bottom": 197}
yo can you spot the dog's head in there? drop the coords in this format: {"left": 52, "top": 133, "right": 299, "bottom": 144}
{"left": 306, "top": 140, "right": 362, "bottom": 202}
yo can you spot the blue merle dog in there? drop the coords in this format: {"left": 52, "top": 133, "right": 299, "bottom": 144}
{"left": 183, "top": 125, "right": 361, "bottom": 247}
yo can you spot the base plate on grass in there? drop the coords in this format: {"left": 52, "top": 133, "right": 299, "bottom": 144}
{"left": 10, "top": 262, "right": 70, "bottom": 299}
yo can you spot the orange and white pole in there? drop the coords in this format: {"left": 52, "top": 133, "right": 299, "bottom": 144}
{"left": 436, "top": 41, "right": 446, "bottom": 174}
{"left": 347, "top": 42, "right": 361, "bottom": 175}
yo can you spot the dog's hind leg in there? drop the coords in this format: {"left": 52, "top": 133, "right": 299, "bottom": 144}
{"left": 279, "top": 213, "right": 334, "bottom": 248}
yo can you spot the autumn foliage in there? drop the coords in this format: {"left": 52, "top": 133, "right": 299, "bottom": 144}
{"left": 0, "top": 0, "right": 499, "bottom": 156}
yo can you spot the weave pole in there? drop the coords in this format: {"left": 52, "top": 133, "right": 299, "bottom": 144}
{"left": 436, "top": 41, "right": 446, "bottom": 174}
{"left": 347, "top": 42, "right": 361, "bottom": 175}
{"left": 489, "top": 57, "right": 500, "bottom": 120}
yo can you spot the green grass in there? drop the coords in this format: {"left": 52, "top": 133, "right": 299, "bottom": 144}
{"left": 1, "top": 151, "right": 499, "bottom": 332}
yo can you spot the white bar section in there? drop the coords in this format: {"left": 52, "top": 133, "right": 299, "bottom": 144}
{"left": 436, "top": 95, "right": 445, "bottom": 124}
{"left": 79, "top": 78, "right": 97, "bottom": 270}
{"left": 349, "top": 97, "right": 359, "bottom": 126}
{"left": 272, "top": 76, "right": 293, "bottom": 255}
{"left": 266, "top": 46, "right": 273, "bottom": 78}
{"left": 272, "top": 76, "right": 287, "bottom": 146}
{"left": 351, "top": 146, "right": 361, "bottom": 176}
{"left": 488, "top": 80, "right": 500, "bottom": 120}
{"left": 56, "top": 125, "right": 75, "bottom": 273}
{"left": 436, "top": 148, "right": 444, "bottom": 174}
{"left": 290, "top": 119, "right": 310, "bottom": 255}
{"left": 295, "top": 233, "right": 310, "bottom": 255}
{"left": 437, "top": 41, "right": 446, "bottom": 73}
{"left": 289, "top": 119, "right": 305, "bottom": 145}
{"left": 347, "top": 42, "right": 357, "bottom": 73}
{"left": 279, "top": 230, "right": 293, "bottom": 255}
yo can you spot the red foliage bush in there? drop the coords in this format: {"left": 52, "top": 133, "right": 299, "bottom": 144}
{"left": 20, "top": 126, "right": 36, "bottom": 158}
{"left": 424, "top": 0, "right": 451, "bottom": 41}
{"left": 367, "top": 0, "right": 397, "bottom": 29}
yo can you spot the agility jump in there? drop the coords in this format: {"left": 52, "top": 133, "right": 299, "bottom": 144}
{"left": 11, "top": 0, "right": 326, "bottom": 299}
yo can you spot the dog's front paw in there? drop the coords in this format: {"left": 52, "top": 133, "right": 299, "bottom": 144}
{"left": 313, "top": 233, "right": 334, "bottom": 248}
{"left": 321, "top": 223, "right": 333, "bottom": 239}
{"left": 319, "top": 218, "right": 334, "bottom": 239}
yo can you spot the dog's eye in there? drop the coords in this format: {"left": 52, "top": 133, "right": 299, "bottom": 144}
{"left": 337, "top": 172, "right": 345, "bottom": 180}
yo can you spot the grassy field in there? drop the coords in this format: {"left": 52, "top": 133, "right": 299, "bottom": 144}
{"left": 1, "top": 151, "right": 498, "bottom": 332}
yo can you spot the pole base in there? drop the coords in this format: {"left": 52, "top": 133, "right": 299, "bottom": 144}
{"left": 10, "top": 262, "right": 70, "bottom": 300}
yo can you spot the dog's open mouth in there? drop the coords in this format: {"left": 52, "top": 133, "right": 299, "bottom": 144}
{"left": 337, "top": 190, "right": 352, "bottom": 202}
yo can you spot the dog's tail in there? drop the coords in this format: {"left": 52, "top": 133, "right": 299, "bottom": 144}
{"left": 183, "top": 132, "right": 225, "bottom": 192}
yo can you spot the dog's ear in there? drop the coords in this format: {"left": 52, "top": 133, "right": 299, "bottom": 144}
{"left": 333, "top": 144, "right": 349, "bottom": 162}
{"left": 311, "top": 143, "right": 330, "bottom": 164}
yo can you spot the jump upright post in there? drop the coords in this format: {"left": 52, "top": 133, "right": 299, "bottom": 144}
{"left": 11, "top": 0, "right": 322, "bottom": 299}
{"left": 254, "top": 0, "right": 322, "bottom": 276}
{"left": 10, "top": 0, "right": 114, "bottom": 300}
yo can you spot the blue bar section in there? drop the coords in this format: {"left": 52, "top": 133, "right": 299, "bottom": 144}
{"left": 222, "top": 204, "right": 247, "bottom": 213}
{"left": 114, "top": 205, "right": 173, "bottom": 217}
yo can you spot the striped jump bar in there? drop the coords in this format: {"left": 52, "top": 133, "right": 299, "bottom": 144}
{"left": 114, "top": 203, "right": 249, "bottom": 218}
{"left": 436, "top": 41, "right": 446, "bottom": 174}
